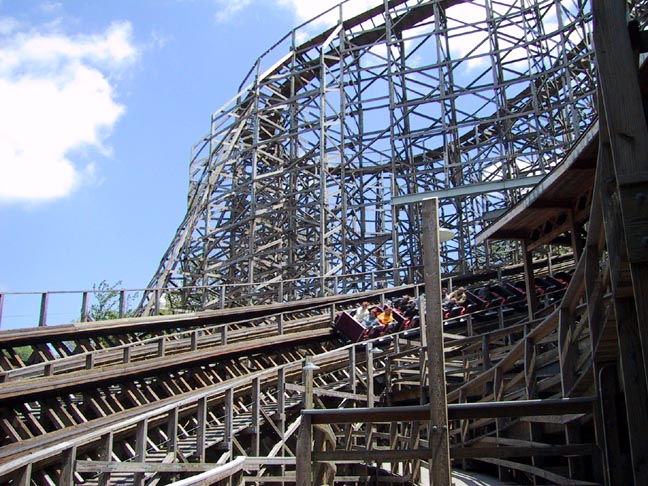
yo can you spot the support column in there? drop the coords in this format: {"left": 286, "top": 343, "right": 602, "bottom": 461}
{"left": 522, "top": 241, "right": 538, "bottom": 320}
{"left": 421, "top": 198, "right": 451, "bottom": 486}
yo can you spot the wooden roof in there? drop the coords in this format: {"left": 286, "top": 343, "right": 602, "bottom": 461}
{"left": 475, "top": 120, "right": 599, "bottom": 251}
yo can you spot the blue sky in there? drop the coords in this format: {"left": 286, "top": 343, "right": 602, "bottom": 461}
{"left": 0, "top": 0, "right": 381, "bottom": 326}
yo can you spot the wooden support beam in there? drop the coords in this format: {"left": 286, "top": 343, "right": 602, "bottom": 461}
{"left": 98, "top": 432, "right": 113, "bottom": 486}
{"left": 304, "top": 397, "right": 596, "bottom": 423}
{"left": 296, "top": 414, "right": 312, "bottom": 486}
{"left": 60, "top": 446, "right": 76, "bottom": 486}
{"left": 593, "top": 0, "right": 648, "bottom": 384}
{"left": 595, "top": 88, "right": 648, "bottom": 485}
{"left": 134, "top": 418, "right": 148, "bottom": 486}
{"left": 522, "top": 241, "right": 538, "bottom": 321}
{"left": 421, "top": 198, "right": 451, "bottom": 486}
{"left": 196, "top": 397, "right": 207, "bottom": 463}
{"left": 76, "top": 461, "right": 238, "bottom": 473}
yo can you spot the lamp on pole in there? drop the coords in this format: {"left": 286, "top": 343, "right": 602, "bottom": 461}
{"left": 421, "top": 197, "right": 453, "bottom": 485}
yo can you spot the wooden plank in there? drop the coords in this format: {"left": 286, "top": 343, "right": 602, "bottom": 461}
{"left": 159, "top": 456, "right": 246, "bottom": 486}
{"left": 595, "top": 86, "right": 648, "bottom": 484}
{"left": 304, "top": 398, "right": 595, "bottom": 423}
{"left": 296, "top": 414, "right": 312, "bottom": 486}
{"left": 76, "top": 460, "right": 234, "bottom": 473}
{"left": 59, "top": 446, "right": 76, "bottom": 486}
{"left": 451, "top": 444, "right": 599, "bottom": 459}
{"left": 421, "top": 198, "right": 451, "bottom": 486}
{"left": 477, "top": 457, "right": 598, "bottom": 485}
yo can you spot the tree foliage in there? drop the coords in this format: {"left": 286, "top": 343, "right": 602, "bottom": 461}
{"left": 86, "top": 280, "right": 138, "bottom": 321}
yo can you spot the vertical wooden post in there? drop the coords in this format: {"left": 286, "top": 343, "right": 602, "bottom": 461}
{"left": 252, "top": 377, "right": 260, "bottom": 456}
{"left": 81, "top": 291, "right": 89, "bottom": 322}
{"left": 303, "top": 356, "right": 316, "bottom": 409}
{"left": 348, "top": 346, "right": 356, "bottom": 393}
{"left": 119, "top": 290, "right": 126, "bottom": 318}
{"left": 12, "top": 464, "right": 31, "bottom": 486}
{"left": 39, "top": 292, "right": 49, "bottom": 327}
{"left": 221, "top": 325, "right": 228, "bottom": 346}
{"left": 522, "top": 241, "right": 538, "bottom": 320}
{"left": 98, "top": 432, "right": 114, "bottom": 486}
{"left": 421, "top": 198, "right": 451, "bottom": 486}
{"left": 224, "top": 388, "right": 233, "bottom": 452}
{"left": 85, "top": 353, "right": 94, "bottom": 370}
{"left": 134, "top": 419, "right": 147, "bottom": 486}
{"left": 277, "top": 367, "right": 286, "bottom": 460}
{"left": 153, "top": 289, "right": 160, "bottom": 316}
{"left": 594, "top": 66, "right": 648, "bottom": 485}
{"left": 166, "top": 408, "right": 178, "bottom": 456}
{"left": 593, "top": 0, "right": 648, "bottom": 380}
{"left": 196, "top": 397, "right": 207, "bottom": 463}
{"left": 60, "top": 446, "right": 77, "bottom": 486}
{"left": 296, "top": 414, "right": 312, "bottom": 486}
{"left": 366, "top": 342, "right": 375, "bottom": 408}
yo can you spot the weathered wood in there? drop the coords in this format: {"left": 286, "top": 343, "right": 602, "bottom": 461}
{"left": 593, "top": 0, "right": 648, "bottom": 389}
{"left": 11, "top": 464, "right": 31, "bottom": 486}
{"left": 252, "top": 376, "right": 260, "bottom": 456}
{"left": 595, "top": 81, "right": 648, "bottom": 484}
{"left": 134, "top": 418, "right": 148, "bottom": 486}
{"left": 478, "top": 457, "right": 597, "bottom": 485}
{"left": 76, "top": 460, "right": 235, "bottom": 473}
{"left": 522, "top": 241, "right": 538, "bottom": 321}
{"left": 159, "top": 456, "right": 246, "bottom": 486}
{"left": 196, "top": 397, "right": 207, "bottom": 463}
{"left": 60, "top": 446, "right": 76, "bottom": 486}
{"left": 451, "top": 443, "right": 599, "bottom": 459}
{"left": 296, "top": 414, "right": 312, "bottom": 486}
{"left": 304, "top": 398, "right": 595, "bottom": 423}
{"left": 421, "top": 198, "right": 451, "bottom": 486}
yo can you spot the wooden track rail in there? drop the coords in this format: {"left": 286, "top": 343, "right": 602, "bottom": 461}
{"left": 0, "top": 287, "right": 400, "bottom": 371}
{"left": 0, "top": 271, "right": 583, "bottom": 485}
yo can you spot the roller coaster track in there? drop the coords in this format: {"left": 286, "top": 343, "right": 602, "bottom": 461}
{"left": 0, "top": 249, "right": 609, "bottom": 486}
{"left": 139, "top": 0, "right": 601, "bottom": 312}
{"left": 4, "top": 2, "right": 647, "bottom": 484}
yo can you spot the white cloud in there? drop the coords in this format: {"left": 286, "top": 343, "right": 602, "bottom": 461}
{"left": 213, "top": 0, "right": 380, "bottom": 26}
{"left": 277, "top": 0, "right": 378, "bottom": 25}
{"left": 0, "top": 19, "right": 137, "bottom": 205}
{"left": 213, "top": 0, "right": 254, "bottom": 24}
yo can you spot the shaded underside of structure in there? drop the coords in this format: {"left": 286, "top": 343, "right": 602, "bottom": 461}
{"left": 139, "top": 0, "right": 623, "bottom": 312}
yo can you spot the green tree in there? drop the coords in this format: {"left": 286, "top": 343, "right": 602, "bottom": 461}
{"left": 86, "top": 280, "right": 138, "bottom": 321}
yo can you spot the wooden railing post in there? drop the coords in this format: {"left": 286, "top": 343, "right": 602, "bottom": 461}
{"left": 348, "top": 346, "right": 356, "bottom": 393}
{"left": 252, "top": 377, "right": 260, "bottom": 456}
{"left": 39, "top": 292, "right": 48, "bottom": 327}
{"left": 98, "top": 432, "right": 114, "bottom": 486}
{"left": 81, "top": 291, "right": 89, "bottom": 322}
{"left": 60, "top": 446, "right": 77, "bottom": 486}
{"left": 12, "top": 464, "right": 32, "bottom": 486}
{"left": 134, "top": 419, "right": 148, "bottom": 486}
{"left": 196, "top": 397, "right": 207, "bottom": 463}
{"left": 119, "top": 290, "right": 126, "bottom": 318}
{"left": 421, "top": 198, "right": 451, "bottom": 486}
{"left": 296, "top": 414, "right": 312, "bottom": 486}
{"left": 224, "top": 388, "right": 233, "bottom": 452}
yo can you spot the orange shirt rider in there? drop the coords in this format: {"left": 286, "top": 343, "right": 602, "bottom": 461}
{"left": 376, "top": 305, "right": 396, "bottom": 327}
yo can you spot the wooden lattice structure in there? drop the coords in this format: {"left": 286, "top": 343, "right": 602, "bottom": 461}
{"left": 1, "top": 1, "right": 647, "bottom": 485}
{"left": 140, "top": 0, "right": 599, "bottom": 312}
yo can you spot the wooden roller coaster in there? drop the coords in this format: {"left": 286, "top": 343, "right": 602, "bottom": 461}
{"left": 1, "top": 1, "right": 647, "bottom": 485}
